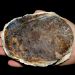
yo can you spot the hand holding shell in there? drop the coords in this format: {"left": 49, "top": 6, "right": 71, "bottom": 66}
{"left": 1, "top": 10, "right": 75, "bottom": 67}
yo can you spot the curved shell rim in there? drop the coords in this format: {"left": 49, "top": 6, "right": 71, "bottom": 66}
{"left": 1, "top": 11, "right": 73, "bottom": 67}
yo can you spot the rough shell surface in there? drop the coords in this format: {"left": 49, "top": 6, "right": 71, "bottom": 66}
{"left": 1, "top": 10, "right": 74, "bottom": 67}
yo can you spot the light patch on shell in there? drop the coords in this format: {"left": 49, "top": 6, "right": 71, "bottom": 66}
{"left": 1, "top": 10, "right": 74, "bottom": 67}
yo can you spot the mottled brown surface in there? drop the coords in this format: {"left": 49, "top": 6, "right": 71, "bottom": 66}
{"left": 4, "top": 13, "right": 73, "bottom": 63}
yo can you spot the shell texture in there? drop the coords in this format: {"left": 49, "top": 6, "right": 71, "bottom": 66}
{"left": 1, "top": 10, "right": 74, "bottom": 67}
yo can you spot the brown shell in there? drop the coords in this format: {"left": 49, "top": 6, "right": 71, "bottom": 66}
{"left": 1, "top": 10, "right": 74, "bottom": 66}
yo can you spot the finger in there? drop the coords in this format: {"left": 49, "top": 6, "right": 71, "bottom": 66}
{"left": 0, "top": 47, "right": 6, "bottom": 55}
{"left": 8, "top": 60, "right": 22, "bottom": 67}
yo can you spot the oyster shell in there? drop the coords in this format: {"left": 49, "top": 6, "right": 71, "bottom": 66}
{"left": 1, "top": 10, "right": 74, "bottom": 67}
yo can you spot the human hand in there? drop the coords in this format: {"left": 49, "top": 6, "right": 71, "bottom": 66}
{"left": 0, "top": 31, "right": 22, "bottom": 67}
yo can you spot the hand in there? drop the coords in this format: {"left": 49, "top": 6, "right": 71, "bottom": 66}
{"left": 0, "top": 31, "right": 22, "bottom": 67}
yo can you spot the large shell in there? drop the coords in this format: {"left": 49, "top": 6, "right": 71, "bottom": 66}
{"left": 1, "top": 10, "right": 74, "bottom": 67}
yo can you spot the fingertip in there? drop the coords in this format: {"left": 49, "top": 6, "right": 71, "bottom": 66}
{"left": 8, "top": 60, "right": 23, "bottom": 67}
